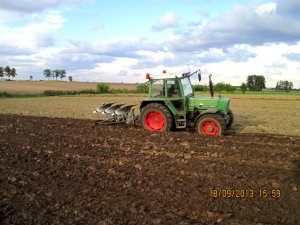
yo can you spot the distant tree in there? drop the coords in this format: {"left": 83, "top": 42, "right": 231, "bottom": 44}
{"left": 53, "top": 69, "right": 60, "bottom": 80}
{"left": 30, "top": 75, "right": 33, "bottom": 81}
{"left": 275, "top": 80, "right": 293, "bottom": 93}
{"left": 193, "top": 85, "right": 208, "bottom": 92}
{"left": 4, "top": 66, "right": 11, "bottom": 80}
{"left": 224, "top": 83, "right": 236, "bottom": 92}
{"left": 214, "top": 82, "right": 227, "bottom": 93}
{"left": 136, "top": 83, "right": 148, "bottom": 93}
{"left": 0, "top": 67, "right": 3, "bottom": 78}
{"left": 43, "top": 69, "right": 52, "bottom": 80}
{"left": 96, "top": 83, "right": 110, "bottom": 93}
{"left": 68, "top": 76, "right": 73, "bottom": 82}
{"left": 256, "top": 75, "right": 266, "bottom": 90}
{"left": 9, "top": 68, "right": 17, "bottom": 80}
{"left": 59, "top": 69, "right": 66, "bottom": 80}
{"left": 247, "top": 75, "right": 266, "bottom": 91}
{"left": 285, "top": 81, "right": 293, "bottom": 92}
{"left": 241, "top": 82, "right": 247, "bottom": 93}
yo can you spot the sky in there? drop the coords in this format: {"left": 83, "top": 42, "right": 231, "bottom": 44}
{"left": 0, "top": 0, "right": 300, "bottom": 88}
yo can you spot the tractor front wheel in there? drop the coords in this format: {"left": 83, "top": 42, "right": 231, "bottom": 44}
{"left": 196, "top": 114, "right": 226, "bottom": 136}
{"left": 141, "top": 103, "right": 173, "bottom": 132}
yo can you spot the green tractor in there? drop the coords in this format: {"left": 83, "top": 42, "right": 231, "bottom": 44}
{"left": 94, "top": 69, "right": 233, "bottom": 136}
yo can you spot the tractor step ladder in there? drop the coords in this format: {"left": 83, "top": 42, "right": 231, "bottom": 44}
{"left": 175, "top": 115, "right": 186, "bottom": 128}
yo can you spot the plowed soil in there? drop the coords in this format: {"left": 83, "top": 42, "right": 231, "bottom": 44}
{"left": 0, "top": 114, "right": 299, "bottom": 225}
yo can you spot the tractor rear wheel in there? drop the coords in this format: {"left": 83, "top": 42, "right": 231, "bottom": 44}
{"left": 196, "top": 114, "right": 226, "bottom": 136}
{"left": 141, "top": 103, "right": 173, "bottom": 132}
{"left": 226, "top": 109, "right": 234, "bottom": 129}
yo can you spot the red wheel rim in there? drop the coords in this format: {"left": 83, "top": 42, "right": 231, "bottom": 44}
{"left": 201, "top": 120, "right": 219, "bottom": 135}
{"left": 144, "top": 111, "right": 165, "bottom": 131}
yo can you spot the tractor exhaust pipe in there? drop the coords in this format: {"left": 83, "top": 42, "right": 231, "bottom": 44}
{"left": 209, "top": 74, "right": 214, "bottom": 98}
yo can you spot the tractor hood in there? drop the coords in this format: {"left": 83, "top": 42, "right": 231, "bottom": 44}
{"left": 188, "top": 96, "right": 230, "bottom": 113}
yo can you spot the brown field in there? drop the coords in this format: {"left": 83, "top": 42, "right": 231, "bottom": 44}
{"left": 1, "top": 115, "right": 299, "bottom": 224}
{"left": 0, "top": 81, "right": 138, "bottom": 94}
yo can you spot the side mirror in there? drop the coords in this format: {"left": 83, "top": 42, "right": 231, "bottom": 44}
{"left": 198, "top": 70, "right": 202, "bottom": 82}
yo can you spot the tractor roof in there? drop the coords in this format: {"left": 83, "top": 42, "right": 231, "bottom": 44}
{"left": 146, "top": 72, "right": 188, "bottom": 80}
{"left": 150, "top": 74, "right": 178, "bottom": 79}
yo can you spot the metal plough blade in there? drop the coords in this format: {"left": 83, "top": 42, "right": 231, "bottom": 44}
{"left": 115, "top": 105, "right": 135, "bottom": 115}
{"left": 115, "top": 105, "right": 136, "bottom": 124}
{"left": 104, "top": 104, "right": 125, "bottom": 114}
{"left": 94, "top": 103, "right": 137, "bottom": 125}
{"left": 94, "top": 103, "right": 115, "bottom": 114}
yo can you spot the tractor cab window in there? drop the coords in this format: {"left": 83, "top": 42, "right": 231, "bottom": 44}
{"left": 181, "top": 77, "right": 193, "bottom": 96}
{"left": 151, "top": 80, "right": 164, "bottom": 98}
{"left": 167, "top": 79, "right": 181, "bottom": 98}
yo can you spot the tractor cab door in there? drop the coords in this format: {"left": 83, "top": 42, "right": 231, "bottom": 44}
{"left": 166, "top": 79, "right": 184, "bottom": 111}
{"left": 165, "top": 79, "right": 187, "bottom": 128}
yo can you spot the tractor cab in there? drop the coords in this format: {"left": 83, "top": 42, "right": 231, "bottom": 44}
{"left": 143, "top": 71, "right": 199, "bottom": 128}
{"left": 146, "top": 70, "right": 199, "bottom": 98}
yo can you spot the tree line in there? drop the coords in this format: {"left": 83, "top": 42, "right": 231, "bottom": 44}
{"left": 275, "top": 80, "right": 293, "bottom": 92}
{"left": 0, "top": 66, "right": 71, "bottom": 81}
{"left": 194, "top": 75, "right": 295, "bottom": 93}
{"left": 239, "top": 75, "right": 266, "bottom": 93}
{"left": 43, "top": 69, "right": 67, "bottom": 80}
{"left": 240, "top": 75, "right": 294, "bottom": 93}
{"left": 0, "top": 66, "right": 17, "bottom": 80}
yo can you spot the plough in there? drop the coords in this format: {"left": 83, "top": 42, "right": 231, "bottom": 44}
{"left": 93, "top": 103, "right": 137, "bottom": 125}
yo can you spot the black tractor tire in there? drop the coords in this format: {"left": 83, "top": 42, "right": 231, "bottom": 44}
{"left": 195, "top": 114, "right": 226, "bottom": 136}
{"left": 226, "top": 109, "right": 234, "bottom": 129}
{"left": 140, "top": 103, "right": 173, "bottom": 132}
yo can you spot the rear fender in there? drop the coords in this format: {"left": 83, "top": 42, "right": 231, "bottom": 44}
{"left": 140, "top": 100, "right": 166, "bottom": 110}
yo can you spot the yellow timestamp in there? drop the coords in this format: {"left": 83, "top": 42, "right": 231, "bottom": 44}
{"left": 209, "top": 189, "right": 281, "bottom": 198}
{"left": 259, "top": 189, "right": 281, "bottom": 198}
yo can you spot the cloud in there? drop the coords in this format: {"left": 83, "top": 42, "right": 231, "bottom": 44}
{"left": 255, "top": 3, "right": 276, "bottom": 15}
{"left": 196, "top": 9, "right": 209, "bottom": 17}
{"left": 33, "top": 37, "right": 160, "bottom": 72}
{"left": 71, "top": 58, "right": 138, "bottom": 82}
{"left": 152, "top": 11, "right": 180, "bottom": 31}
{"left": 47, "top": 51, "right": 116, "bottom": 71}
{"left": 277, "top": 0, "right": 300, "bottom": 18}
{"left": 283, "top": 53, "right": 300, "bottom": 61}
{"left": 224, "top": 47, "right": 256, "bottom": 62}
{"left": 0, "top": 11, "right": 65, "bottom": 48}
{"left": 0, "top": 0, "right": 299, "bottom": 88}
{"left": 131, "top": 50, "right": 176, "bottom": 69}
{"left": 198, "top": 49, "right": 225, "bottom": 63}
{"left": 0, "top": 0, "right": 84, "bottom": 13}
{"left": 35, "top": 33, "right": 56, "bottom": 47}
{"left": 0, "top": 44, "right": 32, "bottom": 56}
{"left": 197, "top": 46, "right": 256, "bottom": 63}
{"left": 67, "top": 37, "right": 163, "bottom": 59}
{"left": 168, "top": 1, "right": 300, "bottom": 52}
